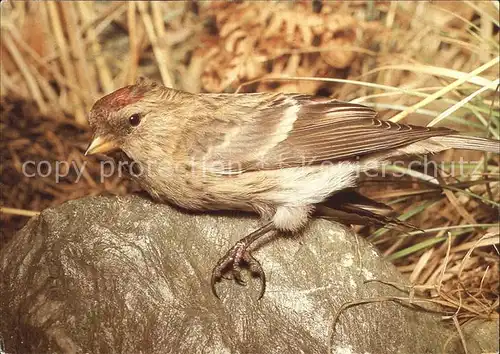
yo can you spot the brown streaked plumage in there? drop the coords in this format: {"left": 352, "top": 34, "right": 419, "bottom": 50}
{"left": 86, "top": 78, "right": 499, "bottom": 299}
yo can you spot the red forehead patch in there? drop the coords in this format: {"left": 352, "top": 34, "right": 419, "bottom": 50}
{"left": 93, "top": 85, "right": 145, "bottom": 113}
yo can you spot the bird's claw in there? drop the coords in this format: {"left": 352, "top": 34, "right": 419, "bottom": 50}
{"left": 210, "top": 242, "right": 266, "bottom": 300}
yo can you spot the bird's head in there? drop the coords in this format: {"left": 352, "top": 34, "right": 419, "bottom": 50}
{"left": 85, "top": 78, "right": 181, "bottom": 157}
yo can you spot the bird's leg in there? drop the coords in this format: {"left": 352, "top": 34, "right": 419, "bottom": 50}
{"left": 211, "top": 221, "right": 275, "bottom": 300}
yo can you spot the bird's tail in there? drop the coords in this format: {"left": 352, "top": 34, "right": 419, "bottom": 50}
{"left": 317, "top": 191, "right": 418, "bottom": 231}
{"left": 398, "top": 134, "right": 499, "bottom": 156}
{"left": 435, "top": 135, "right": 498, "bottom": 153}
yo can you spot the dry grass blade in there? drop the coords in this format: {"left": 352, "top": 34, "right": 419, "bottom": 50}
{"left": 452, "top": 315, "right": 469, "bottom": 354}
{"left": 126, "top": 2, "right": 138, "bottom": 85}
{"left": 46, "top": 2, "right": 87, "bottom": 124}
{"left": 137, "top": 2, "right": 173, "bottom": 88}
{"left": 428, "top": 78, "right": 500, "bottom": 127}
{"left": 1, "top": 32, "right": 46, "bottom": 113}
{"left": 0, "top": 207, "right": 40, "bottom": 217}
{"left": 389, "top": 56, "right": 499, "bottom": 123}
{"left": 364, "top": 64, "right": 495, "bottom": 87}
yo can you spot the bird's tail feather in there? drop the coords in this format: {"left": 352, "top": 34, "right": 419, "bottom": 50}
{"left": 316, "top": 204, "right": 416, "bottom": 231}
{"left": 435, "top": 135, "right": 498, "bottom": 153}
{"left": 317, "top": 191, "right": 418, "bottom": 231}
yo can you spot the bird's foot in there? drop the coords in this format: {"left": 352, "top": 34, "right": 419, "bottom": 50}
{"left": 210, "top": 241, "right": 266, "bottom": 300}
{"left": 210, "top": 222, "right": 275, "bottom": 300}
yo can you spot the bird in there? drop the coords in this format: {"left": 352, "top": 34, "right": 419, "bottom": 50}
{"left": 85, "top": 77, "right": 499, "bottom": 299}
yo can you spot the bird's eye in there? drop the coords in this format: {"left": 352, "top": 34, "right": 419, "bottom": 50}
{"left": 129, "top": 113, "right": 141, "bottom": 127}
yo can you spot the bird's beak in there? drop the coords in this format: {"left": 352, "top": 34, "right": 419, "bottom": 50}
{"left": 85, "top": 136, "right": 118, "bottom": 156}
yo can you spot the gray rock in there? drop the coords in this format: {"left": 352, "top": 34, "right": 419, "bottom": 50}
{"left": 449, "top": 320, "right": 499, "bottom": 354}
{"left": 0, "top": 195, "right": 494, "bottom": 353}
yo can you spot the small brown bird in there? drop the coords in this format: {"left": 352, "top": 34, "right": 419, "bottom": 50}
{"left": 86, "top": 78, "right": 498, "bottom": 298}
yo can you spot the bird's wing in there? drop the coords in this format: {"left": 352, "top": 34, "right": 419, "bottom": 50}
{"left": 197, "top": 93, "right": 455, "bottom": 174}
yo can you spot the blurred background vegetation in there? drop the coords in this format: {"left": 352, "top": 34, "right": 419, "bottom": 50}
{"left": 1, "top": 0, "right": 498, "bottom": 331}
